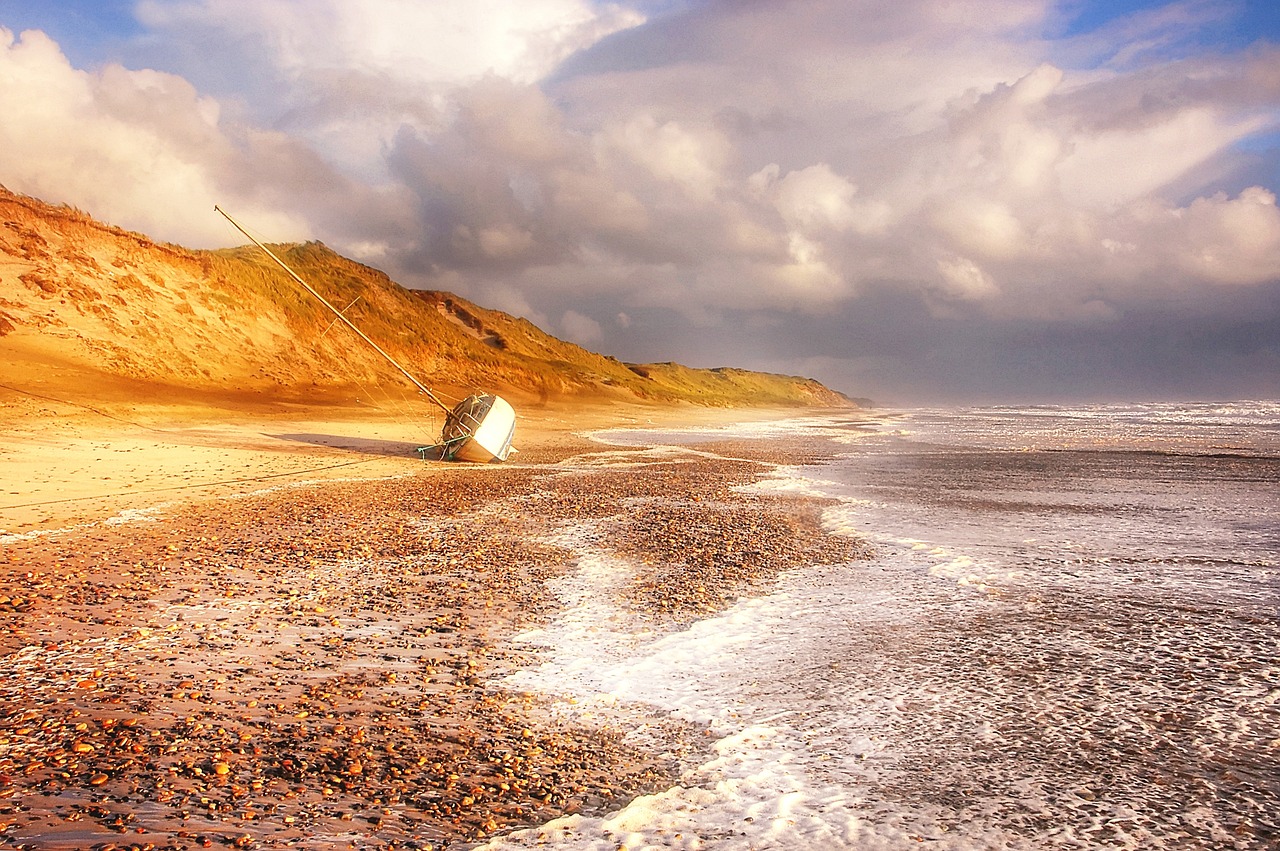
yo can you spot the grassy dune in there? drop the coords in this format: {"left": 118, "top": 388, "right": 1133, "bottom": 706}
{"left": 0, "top": 187, "right": 854, "bottom": 411}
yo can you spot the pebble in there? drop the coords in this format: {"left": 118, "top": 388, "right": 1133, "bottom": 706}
{"left": 0, "top": 433, "right": 862, "bottom": 848}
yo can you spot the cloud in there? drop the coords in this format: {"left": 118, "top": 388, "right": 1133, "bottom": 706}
{"left": 1143, "top": 186, "right": 1280, "bottom": 285}
{"left": 606, "top": 114, "right": 729, "bottom": 200}
{"left": 138, "top": 0, "right": 643, "bottom": 86}
{"left": 0, "top": 27, "right": 309, "bottom": 245}
{"left": 129, "top": 0, "right": 646, "bottom": 183}
{"left": 755, "top": 163, "right": 865, "bottom": 233}
{"left": 2, "top": 0, "right": 1279, "bottom": 401}
{"left": 935, "top": 256, "right": 1000, "bottom": 302}
{"left": 560, "top": 308, "right": 604, "bottom": 345}
{"left": 0, "top": 25, "right": 427, "bottom": 250}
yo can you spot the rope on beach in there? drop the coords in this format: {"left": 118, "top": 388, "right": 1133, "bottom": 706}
{"left": 0, "top": 456, "right": 389, "bottom": 512}
{"left": 0, "top": 383, "right": 174, "bottom": 434}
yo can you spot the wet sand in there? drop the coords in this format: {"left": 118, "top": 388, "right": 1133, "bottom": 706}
{"left": 0, "top": 401, "right": 867, "bottom": 849}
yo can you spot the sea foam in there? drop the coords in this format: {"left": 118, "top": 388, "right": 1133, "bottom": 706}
{"left": 485, "top": 405, "right": 1280, "bottom": 849}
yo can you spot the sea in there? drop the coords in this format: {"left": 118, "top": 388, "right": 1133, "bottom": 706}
{"left": 482, "top": 401, "right": 1280, "bottom": 851}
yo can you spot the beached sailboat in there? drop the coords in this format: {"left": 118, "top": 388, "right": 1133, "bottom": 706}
{"left": 438, "top": 393, "right": 517, "bottom": 462}
{"left": 214, "top": 206, "right": 517, "bottom": 463}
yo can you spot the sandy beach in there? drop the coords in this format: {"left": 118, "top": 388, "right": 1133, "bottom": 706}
{"left": 0, "top": 395, "right": 865, "bottom": 849}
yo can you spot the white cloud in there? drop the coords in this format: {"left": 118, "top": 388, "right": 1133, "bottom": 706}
{"left": 936, "top": 255, "right": 1000, "bottom": 301}
{"left": 137, "top": 0, "right": 644, "bottom": 86}
{"left": 0, "top": 27, "right": 309, "bottom": 246}
{"left": 931, "top": 197, "right": 1029, "bottom": 260}
{"left": 1058, "top": 107, "right": 1270, "bottom": 209}
{"left": 128, "top": 0, "right": 645, "bottom": 188}
{"left": 1158, "top": 186, "right": 1280, "bottom": 285}
{"left": 606, "top": 114, "right": 729, "bottom": 200}
{"left": 560, "top": 309, "right": 603, "bottom": 344}
{"left": 767, "top": 163, "right": 860, "bottom": 231}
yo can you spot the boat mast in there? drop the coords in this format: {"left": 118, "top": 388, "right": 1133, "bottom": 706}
{"left": 214, "top": 205, "right": 453, "bottom": 416}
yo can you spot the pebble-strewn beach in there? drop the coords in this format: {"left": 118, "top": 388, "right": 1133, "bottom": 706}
{"left": 0, "top": 424, "right": 867, "bottom": 850}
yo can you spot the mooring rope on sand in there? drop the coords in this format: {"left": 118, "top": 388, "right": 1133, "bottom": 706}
{"left": 0, "top": 456, "right": 389, "bottom": 512}
{"left": 0, "top": 382, "right": 173, "bottom": 434}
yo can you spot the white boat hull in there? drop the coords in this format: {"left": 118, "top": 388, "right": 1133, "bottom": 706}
{"left": 441, "top": 394, "right": 517, "bottom": 462}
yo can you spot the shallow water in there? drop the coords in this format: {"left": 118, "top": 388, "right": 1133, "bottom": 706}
{"left": 485, "top": 402, "right": 1280, "bottom": 850}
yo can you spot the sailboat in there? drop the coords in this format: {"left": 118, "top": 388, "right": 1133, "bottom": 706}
{"left": 214, "top": 206, "right": 517, "bottom": 463}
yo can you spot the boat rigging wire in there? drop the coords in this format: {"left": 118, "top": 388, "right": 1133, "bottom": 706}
{"left": 214, "top": 205, "right": 453, "bottom": 417}
{"left": 319, "top": 296, "right": 362, "bottom": 338}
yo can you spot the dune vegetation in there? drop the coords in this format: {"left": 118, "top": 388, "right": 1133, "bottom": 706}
{"left": 0, "top": 187, "right": 854, "bottom": 413}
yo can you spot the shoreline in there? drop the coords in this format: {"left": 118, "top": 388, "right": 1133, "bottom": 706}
{"left": 0, "top": 401, "right": 867, "bottom": 849}
{"left": 0, "top": 391, "right": 837, "bottom": 535}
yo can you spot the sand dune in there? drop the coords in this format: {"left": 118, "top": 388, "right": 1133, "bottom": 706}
{"left": 0, "top": 186, "right": 855, "bottom": 411}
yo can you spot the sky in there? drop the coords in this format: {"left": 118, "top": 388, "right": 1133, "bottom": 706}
{"left": 2, "top": 0, "right": 1279, "bottom": 404}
